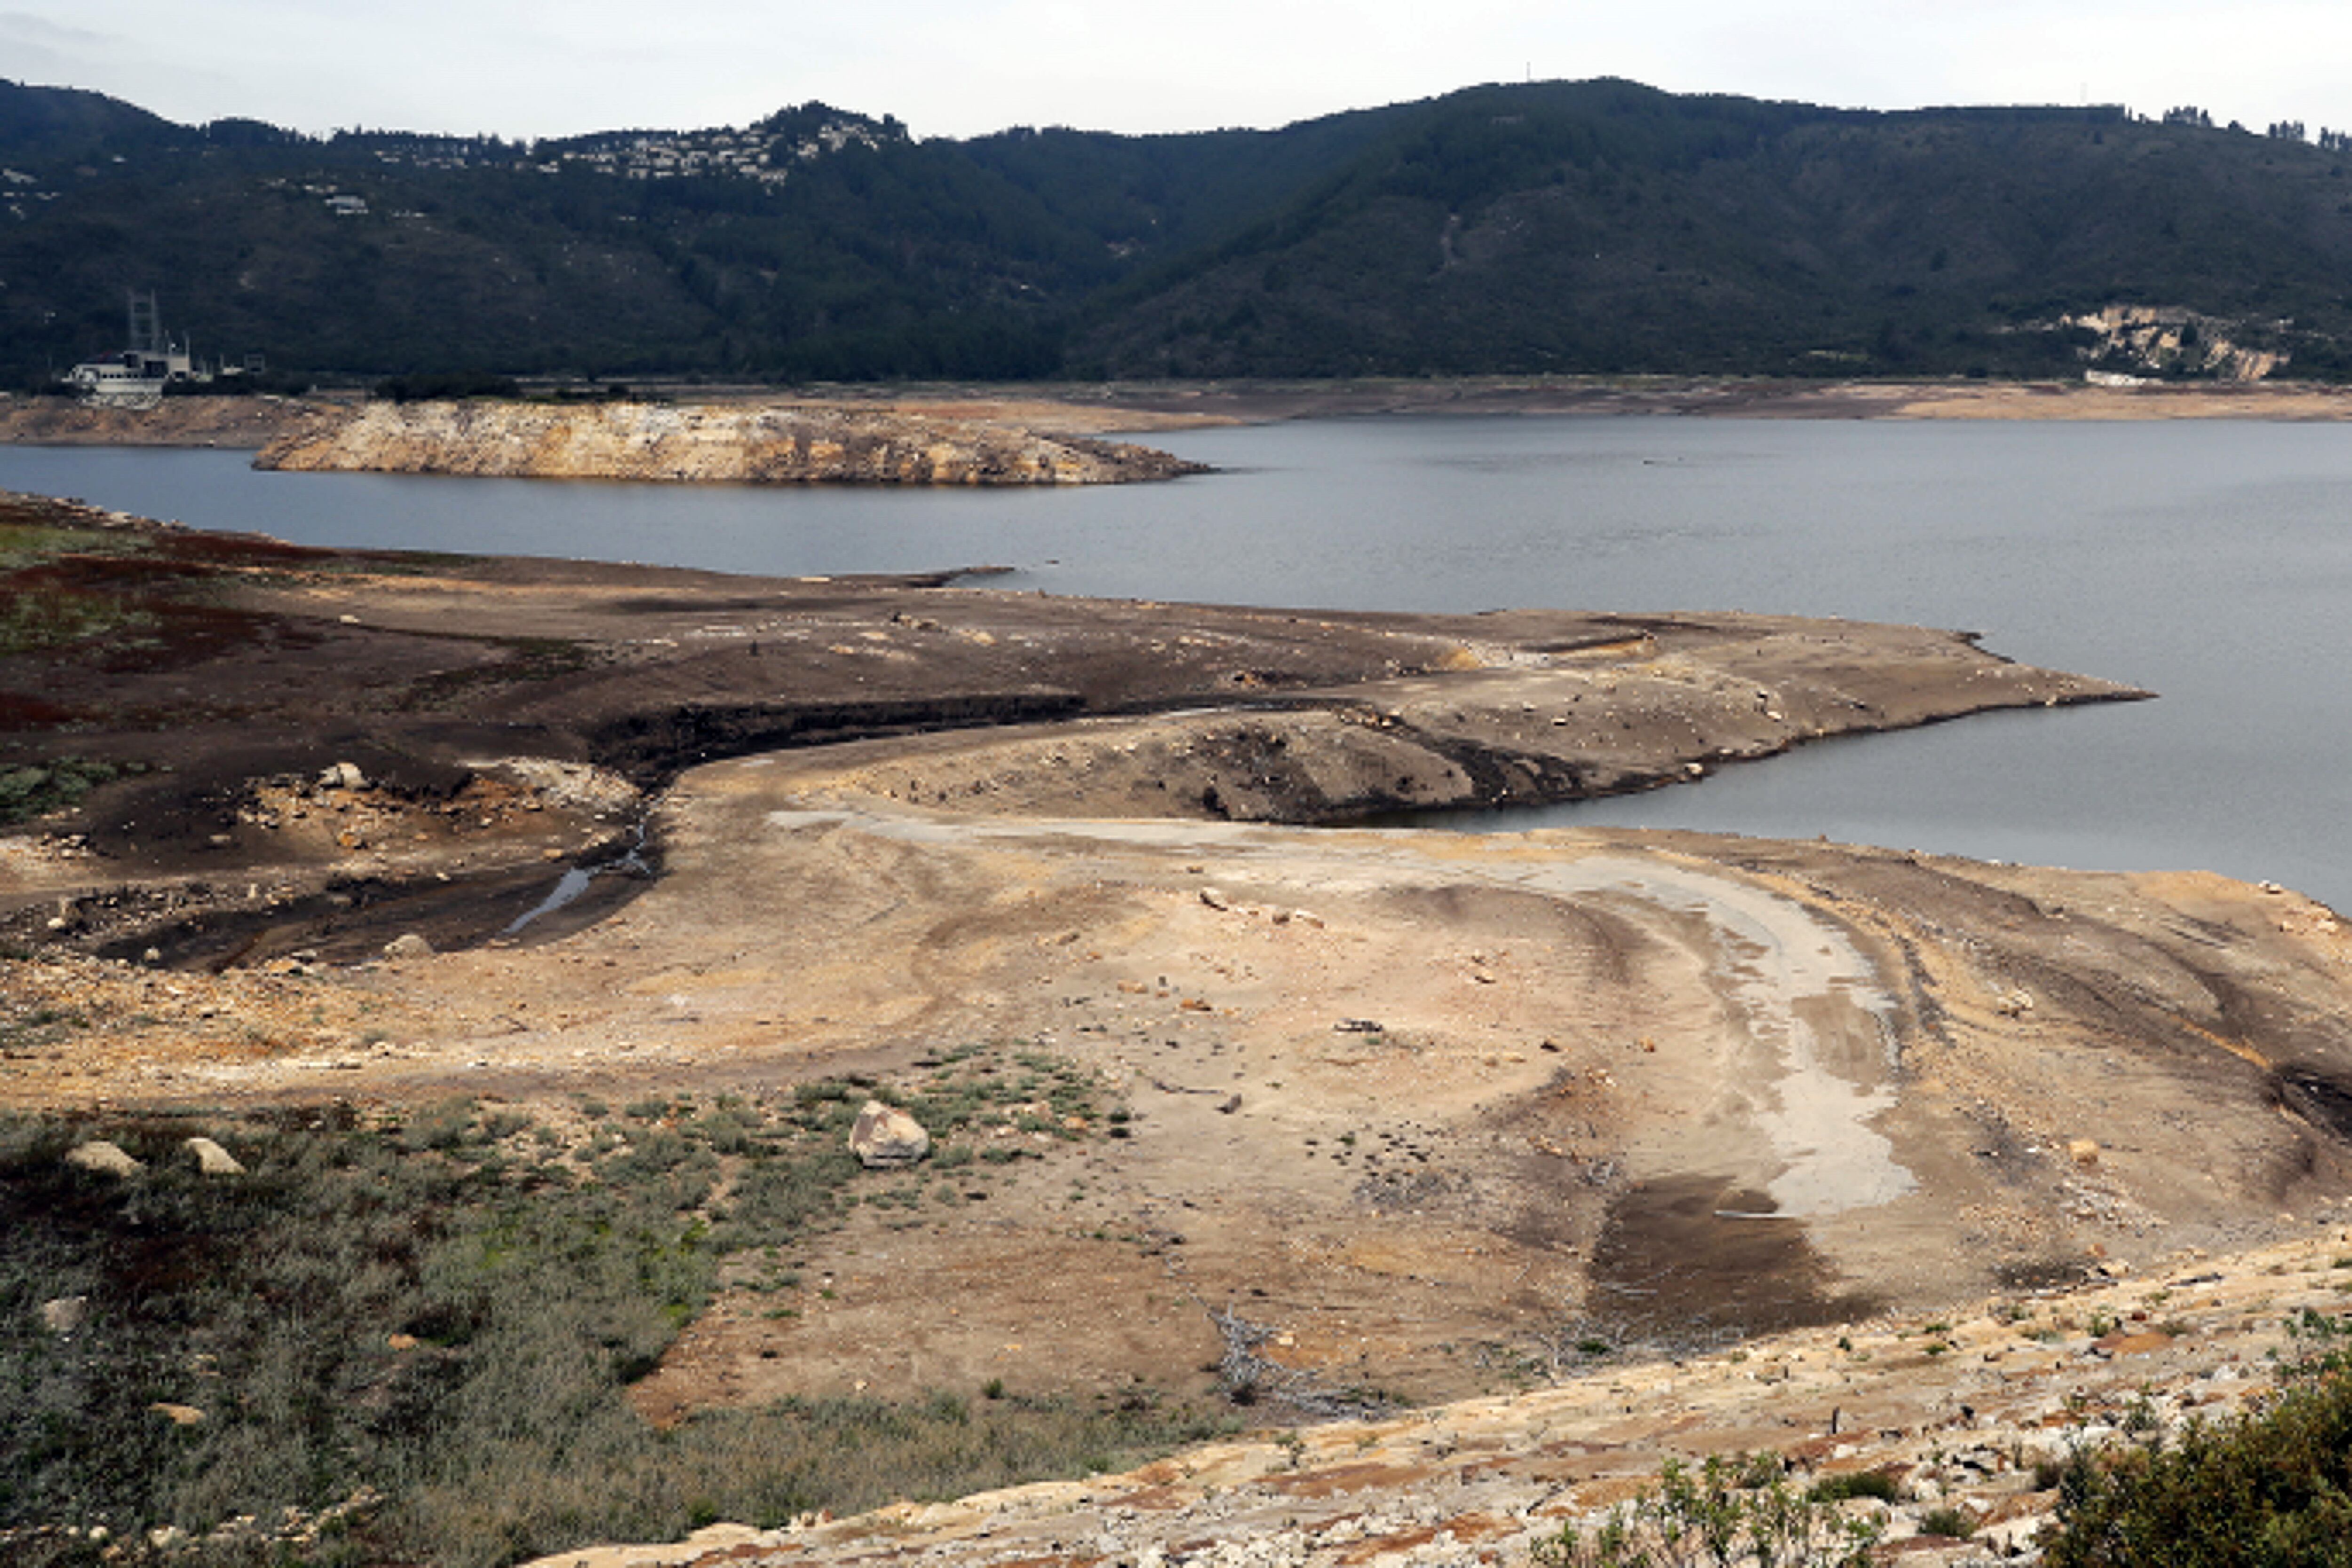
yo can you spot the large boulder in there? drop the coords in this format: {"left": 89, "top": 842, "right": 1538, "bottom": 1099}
{"left": 848, "top": 1101, "right": 930, "bottom": 1168}
{"left": 39, "top": 1296, "right": 89, "bottom": 1336}
{"left": 65, "top": 1140, "right": 143, "bottom": 1178}
{"left": 185, "top": 1137, "right": 246, "bottom": 1177}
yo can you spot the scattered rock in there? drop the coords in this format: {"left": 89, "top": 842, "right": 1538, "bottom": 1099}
{"left": 185, "top": 1137, "right": 246, "bottom": 1177}
{"left": 382, "top": 932, "right": 435, "bottom": 962}
{"left": 849, "top": 1101, "right": 930, "bottom": 1168}
{"left": 65, "top": 1140, "right": 143, "bottom": 1178}
{"left": 38, "top": 1296, "right": 89, "bottom": 1336}
{"left": 1996, "top": 988, "right": 2037, "bottom": 1017}
{"left": 318, "top": 760, "right": 366, "bottom": 790}
{"left": 2069, "top": 1138, "right": 2102, "bottom": 1168}
{"left": 1199, "top": 887, "right": 1230, "bottom": 910}
{"left": 1334, "top": 1019, "right": 1384, "bottom": 1034}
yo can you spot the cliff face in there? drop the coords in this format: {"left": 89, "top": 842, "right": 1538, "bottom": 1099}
{"left": 252, "top": 400, "right": 1208, "bottom": 485}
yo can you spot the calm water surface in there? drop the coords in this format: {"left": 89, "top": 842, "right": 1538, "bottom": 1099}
{"left": 4, "top": 417, "right": 2347, "bottom": 908}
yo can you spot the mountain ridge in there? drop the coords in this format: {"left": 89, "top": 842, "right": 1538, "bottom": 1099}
{"left": 8, "top": 76, "right": 2352, "bottom": 384}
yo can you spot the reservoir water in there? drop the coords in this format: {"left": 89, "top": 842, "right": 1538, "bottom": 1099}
{"left": 4, "top": 416, "right": 2347, "bottom": 910}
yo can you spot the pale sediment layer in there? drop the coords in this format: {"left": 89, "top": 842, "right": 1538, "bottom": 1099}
{"left": 253, "top": 399, "right": 1208, "bottom": 485}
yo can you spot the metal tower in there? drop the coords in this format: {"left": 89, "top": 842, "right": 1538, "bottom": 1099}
{"left": 127, "top": 290, "right": 162, "bottom": 355}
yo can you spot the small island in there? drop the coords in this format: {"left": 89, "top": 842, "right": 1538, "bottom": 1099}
{"left": 251, "top": 398, "right": 1209, "bottom": 485}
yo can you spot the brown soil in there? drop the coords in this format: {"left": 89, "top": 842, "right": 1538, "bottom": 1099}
{"left": 7, "top": 485, "right": 2352, "bottom": 1549}
{"left": 0, "top": 393, "right": 342, "bottom": 448}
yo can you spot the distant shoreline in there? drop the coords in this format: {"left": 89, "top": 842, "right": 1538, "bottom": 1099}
{"left": 1003, "top": 374, "right": 2352, "bottom": 425}
{"left": 8, "top": 377, "right": 2352, "bottom": 454}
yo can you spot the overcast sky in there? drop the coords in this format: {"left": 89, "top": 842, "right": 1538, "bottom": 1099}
{"left": 6, "top": 1, "right": 2347, "bottom": 143}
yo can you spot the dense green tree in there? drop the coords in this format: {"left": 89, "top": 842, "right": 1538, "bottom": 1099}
{"left": 9, "top": 78, "right": 2352, "bottom": 383}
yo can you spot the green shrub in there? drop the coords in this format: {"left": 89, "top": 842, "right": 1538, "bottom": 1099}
{"left": 2038, "top": 1312, "right": 2352, "bottom": 1568}
{"left": 0, "top": 758, "right": 155, "bottom": 825}
{"left": 1917, "top": 1504, "right": 1976, "bottom": 1538}
{"left": 1535, "top": 1454, "right": 1884, "bottom": 1568}
{"left": 1809, "top": 1469, "right": 1899, "bottom": 1504}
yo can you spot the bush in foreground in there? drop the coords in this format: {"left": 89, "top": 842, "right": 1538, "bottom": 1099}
{"left": 2038, "top": 1309, "right": 2352, "bottom": 1568}
{"left": 1533, "top": 1452, "right": 1884, "bottom": 1568}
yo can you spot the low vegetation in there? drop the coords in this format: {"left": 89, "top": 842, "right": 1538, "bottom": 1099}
{"left": 1533, "top": 1452, "right": 1884, "bottom": 1568}
{"left": 0, "top": 1049, "right": 1228, "bottom": 1568}
{"left": 0, "top": 516, "right": 161, "bottom": 662}
{"left": 0, "top": 758, "right": 140, "bottom": 826}
{"left": 2037, "top": 1308, "right": 2352, "bottom": 1567}
{"left": 1534, "top": 1309, "right": 2352, "bottom": 1567}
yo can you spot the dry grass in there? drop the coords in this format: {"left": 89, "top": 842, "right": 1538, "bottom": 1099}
{"left": 0, "top": 1050, "right": 1226, "bottom": 1568}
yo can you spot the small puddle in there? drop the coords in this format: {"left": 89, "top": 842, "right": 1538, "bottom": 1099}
{"left": 502, "top": 866, "right": 595, "bottom": 935}
{"left": 503, "top": 823, "right": 652, "bottom": 937}
{"left": 94, "top": 823, "right": 661, "bottom": 970}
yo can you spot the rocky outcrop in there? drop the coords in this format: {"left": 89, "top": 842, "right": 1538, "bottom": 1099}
{"left": 184, "top": 1136, "right": 246, "bottom": 1176}
{"left": 64, "top": 1140, "right": 143, "bottom": 1178}
{"left": 254, "top": 400, "right": 1208, "bottom": 485}
{"left": 848, "top": 1101, "right": 930, "bottom": 1168}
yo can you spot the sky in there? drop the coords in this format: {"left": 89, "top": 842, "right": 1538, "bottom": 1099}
{"left": 5, "top": 1, "right": 2348, "bottom": 143}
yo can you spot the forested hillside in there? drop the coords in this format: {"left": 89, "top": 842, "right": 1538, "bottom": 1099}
{"left": 8, "top": 75, "right": 2352, "bottom": 383}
